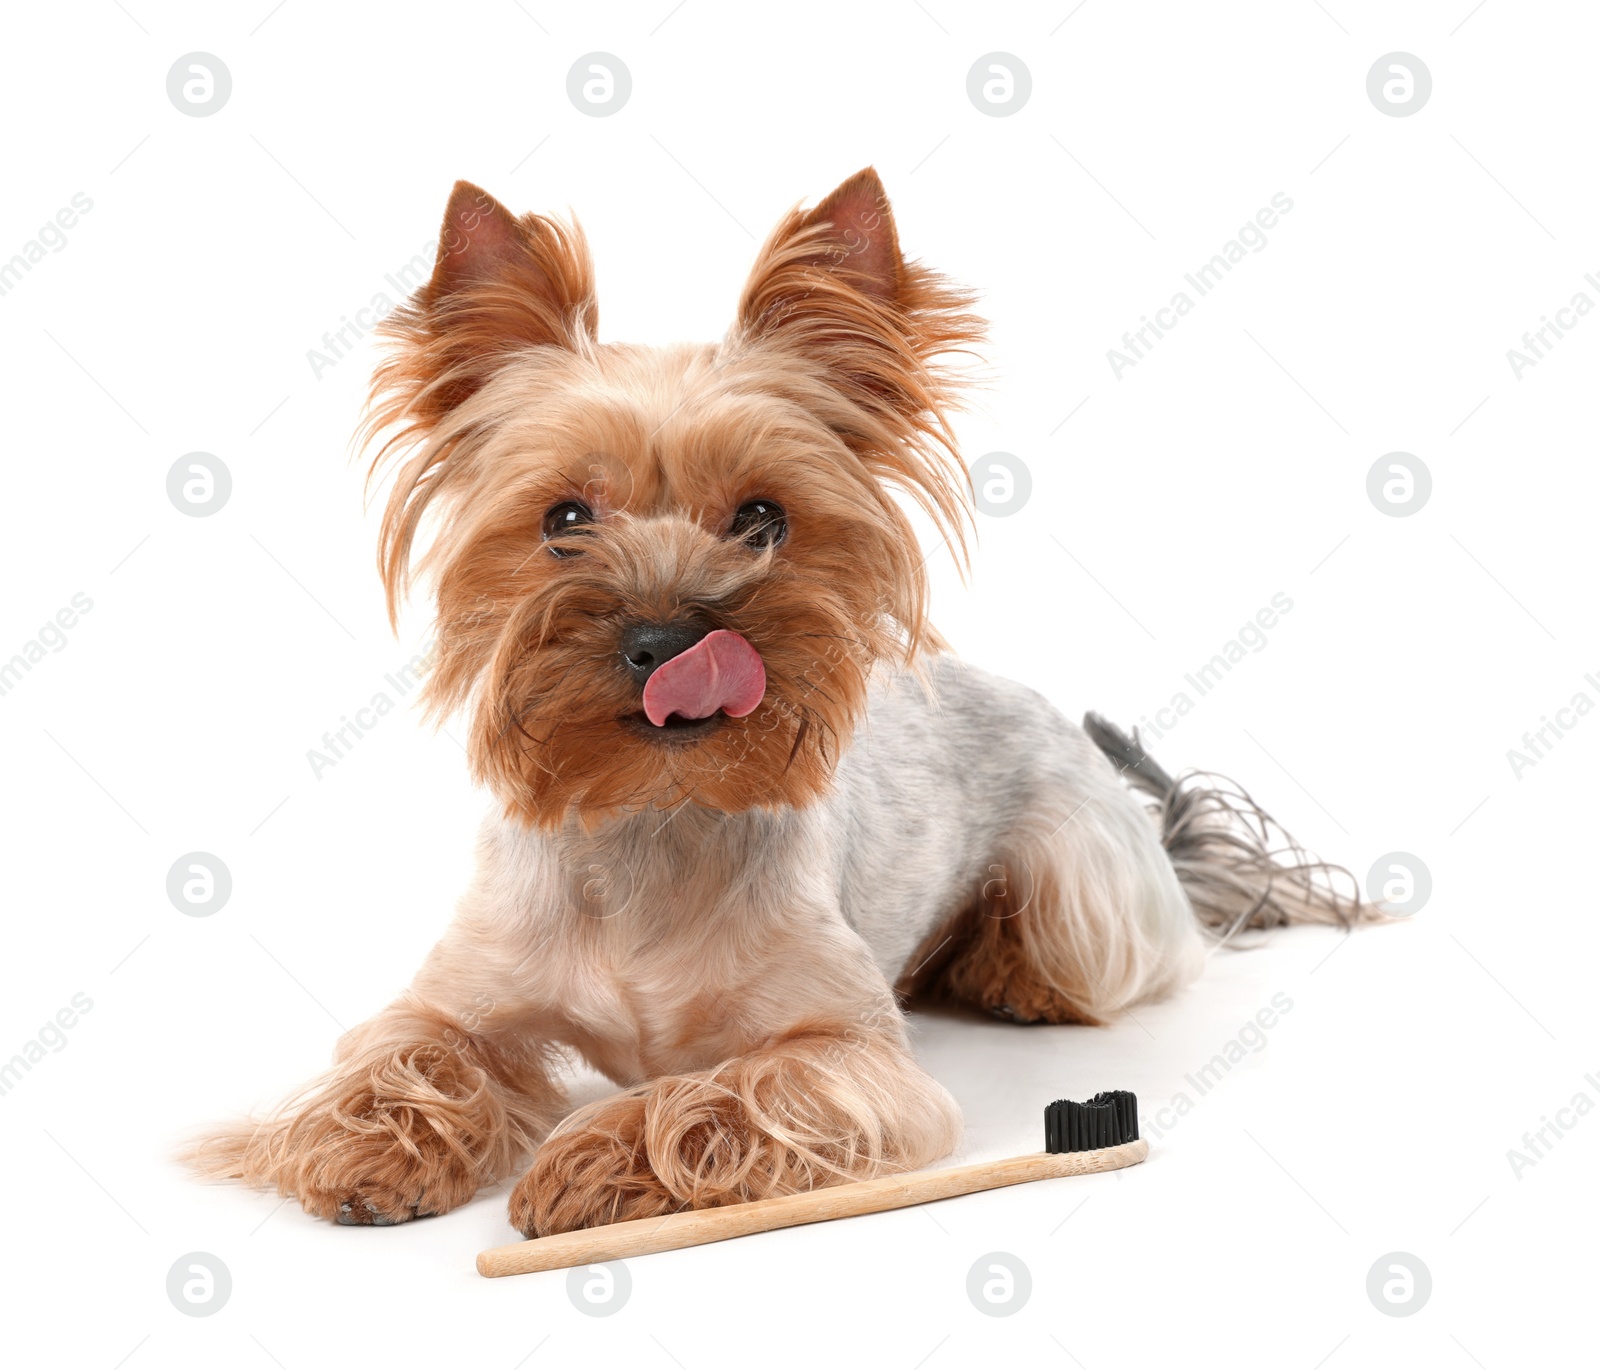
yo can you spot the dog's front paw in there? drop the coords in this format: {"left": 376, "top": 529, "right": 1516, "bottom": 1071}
{"left": 508, "top": 1090, "right": 676, "bottom": 1237}
{"left": 194, "top": 1042, "right": 508, "bottom": 1227}
{"left": 279, "top": 1092, "right": 486, "bottom": 1227}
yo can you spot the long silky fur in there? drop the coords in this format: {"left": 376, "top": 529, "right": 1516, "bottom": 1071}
{"left": 181, "top": 996, "right": 567, "bottom": 1223}
{"left": 184, "top": 169, "right": 1381, "bottom": 1242}
{"left": 357, "top": 171, "right": 985, "bottom": 828}
{"left": 507, "top": 1027, "right": 960, "bottom": 1237}
{"left": 1082, "top": 712, "right": 1377, "bottom": 943}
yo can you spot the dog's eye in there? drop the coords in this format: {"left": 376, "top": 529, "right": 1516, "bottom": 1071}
{"left": 728, "top": 499, "right": 787, "bottom": 550}
{"left": 542, "top": 500, "right": 595, "bottom": 557}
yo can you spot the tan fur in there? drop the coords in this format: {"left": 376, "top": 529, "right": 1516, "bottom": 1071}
{"left": 508, "top": 1026, "right": 959, "bottom": 1237}
{"left": 186, "top": 170, "right": 1364, "bottom": 1237}
{"left": 901, "top": 862, "right": 1106, "bottom": 1026}
{"left": 183, "top": 995, "right": 567, "bottom": 1223}
{"left": 360, "top": 173, "right": 981, "bottom": 830}
{"left": 901, "top": 821, "right": 1208, "bottom": 1028}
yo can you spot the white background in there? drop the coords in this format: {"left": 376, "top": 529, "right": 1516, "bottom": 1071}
{"left": 2, "top": 1, "right": 1594, "bottom": 1366}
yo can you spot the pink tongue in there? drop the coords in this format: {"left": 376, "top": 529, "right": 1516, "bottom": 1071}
{"left": 641, "top": 630, "right": 766, "bottom": 727}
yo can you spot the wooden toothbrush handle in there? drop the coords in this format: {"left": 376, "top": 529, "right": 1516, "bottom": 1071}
{"left": 476, "top": 1137, "right": 1148, "bottom": 1277}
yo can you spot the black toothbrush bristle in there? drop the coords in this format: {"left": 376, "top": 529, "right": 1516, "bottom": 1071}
{"left": 1044, "top": 1090, "right": 1139, "bottom": 1153}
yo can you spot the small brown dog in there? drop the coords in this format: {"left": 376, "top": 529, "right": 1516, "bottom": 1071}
{"left": 190, "top": 170, "right": 1367, "bottom": 1235}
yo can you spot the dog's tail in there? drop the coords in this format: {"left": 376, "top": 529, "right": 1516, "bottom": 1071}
{"left": 1082, "top": 713, "right": 1380, "bottom": 943}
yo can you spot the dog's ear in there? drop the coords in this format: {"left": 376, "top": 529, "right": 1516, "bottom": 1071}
{"left": 365, "top": 181, "right": 596, "bottom": 622}
{"left": 736, "top": 168, "right": 916, "bottom": 338}
{"left": 734, "top": 168, "right": 982, "bottom": 558}
{"left": 736, "top": 166, "right": 981, "bottom": 352}
{"left": 378, "top": 180, "right": 597, "bottom": 424}
{"left": 776, "top": 167, "right": 904, "bottom": 302}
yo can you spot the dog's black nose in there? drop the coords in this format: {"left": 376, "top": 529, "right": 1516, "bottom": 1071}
{"left": 619, "top": 621, "right": 709, "bottom": 686}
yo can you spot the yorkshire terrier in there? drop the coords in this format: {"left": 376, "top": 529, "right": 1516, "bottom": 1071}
{"left": 190, "top": 169, "right": 1369, "bottom": 1235}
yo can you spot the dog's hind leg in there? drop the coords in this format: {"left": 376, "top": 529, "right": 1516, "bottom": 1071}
{"left": 904, "top": 712, "right": 1374, "bottom": 1024}
{"left": 903, "top": 777, "right": 1206, "bottom": 1025}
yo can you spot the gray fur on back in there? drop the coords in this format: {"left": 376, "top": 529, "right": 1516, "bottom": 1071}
{"left": 823, "top": 654, "right": 1163, "bottom": 981}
